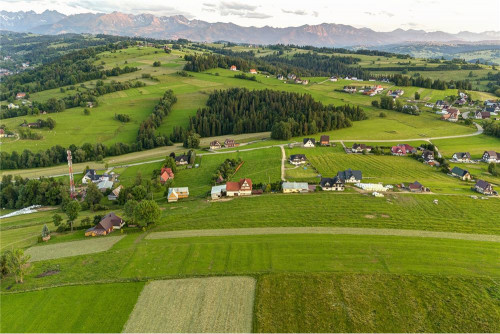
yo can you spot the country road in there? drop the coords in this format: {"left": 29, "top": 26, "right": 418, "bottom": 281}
{"left": 15, "top": 123, "right": 484, "bottom": 180}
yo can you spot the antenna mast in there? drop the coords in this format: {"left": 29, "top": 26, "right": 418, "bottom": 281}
{"left": 67, "top": 150, "right": 75, "bottom": 199}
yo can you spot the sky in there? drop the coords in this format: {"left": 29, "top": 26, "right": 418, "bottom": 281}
{"left": 2, "top": 0, "right": 499, "bottom": 33}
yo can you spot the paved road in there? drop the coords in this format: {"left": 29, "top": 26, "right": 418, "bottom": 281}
{"left": 280, "top": 145, "right": 286, "bottom": 181}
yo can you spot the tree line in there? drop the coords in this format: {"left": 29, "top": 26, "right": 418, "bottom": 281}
{"left": 483, "top": 119, "right": 500, "bottom": 138}
{"left": 381, "top": 73, "right": 472, "bottom": 90}
{"left": 188, "top": 88, "right": 366, "bottom": 139}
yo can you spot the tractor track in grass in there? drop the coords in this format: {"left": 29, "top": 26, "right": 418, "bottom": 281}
{"left": 146, "top": 227, "right": 500, "bottom": 242}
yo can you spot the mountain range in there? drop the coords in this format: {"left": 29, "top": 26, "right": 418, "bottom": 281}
{"left": 1, "top": 10, "right": 499, "bottom": 47}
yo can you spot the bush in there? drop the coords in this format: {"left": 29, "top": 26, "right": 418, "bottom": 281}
{"left": 153, "top": 61, "right": 161, "bottom": 67}
{"left": 379, "top": 112, "right": 387, "bottom": 118}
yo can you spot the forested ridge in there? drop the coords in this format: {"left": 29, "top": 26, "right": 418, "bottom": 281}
{"left": 189, "top": 88, "right": 366, "bottom": 138}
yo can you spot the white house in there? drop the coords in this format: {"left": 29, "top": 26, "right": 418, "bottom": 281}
{"left": 303, "top": 138, "right": 316, "bottom": 148}
{"left": 482, "top": 151, "right": 500, "bottom": 163}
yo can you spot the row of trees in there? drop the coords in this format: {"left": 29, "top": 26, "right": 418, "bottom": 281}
{"left": 381, "top": 74, "right": 473, "bottom": 90}
{"left": 188, "top": 88, "right": 366, "bottom": 139}
{"left": 482, "top": 119, "right": 500, "bottom": 138}
{"left": 377, "top": 96, "right": 420, "bottom": 115}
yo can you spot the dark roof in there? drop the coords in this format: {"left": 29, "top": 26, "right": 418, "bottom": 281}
{"left": 475, "top": 179, "right": 491, "bottom": 190}
{"left": 100, "top": 212, "right": 123, "bottom": 227}
{"left": 320, "top": 176, "right": 344, "bottom": 187}
{"left": 408, "top": 181, "right": 424, "bottom": 189}
{"left": 451, "top": 166, "right": 469, "bottom": 177}
{"left": 453, "top": 152, "right": 471, "bottom": 159}
{"left": 303, "top": 138, "right": 316, "bottom": 144}
{"left": 175, "top": 155, "right": 188, "bottom": 162}
{"left": 290, "top": 154, "right": 307, "bottom": 160}
{"left": 320, "top": 135, "right": 330, "bottom": 142}
{"left": 337, "top": 168, "right": 362, "bottom": 181}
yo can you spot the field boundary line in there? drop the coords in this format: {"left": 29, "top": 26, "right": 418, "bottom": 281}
{"left": 146, "top": 227, "right": 500, "bottom": 242}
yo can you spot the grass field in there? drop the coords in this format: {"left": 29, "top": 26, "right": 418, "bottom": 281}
{"left": 254, "top": 273, "right": 500, "bottom": 333}
{"left": 124, "top": 277, "right": 255, "bottom": 333}
{"left": 0, "top": 282, "right": 145, "bottom": 333}
{"left": 26, "top": 235, "right": 124, "bottom": 262}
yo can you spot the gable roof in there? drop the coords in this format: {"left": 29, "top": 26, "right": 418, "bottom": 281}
{"left": 484, "top": 151, "right": 498, "bottom": 159}
{"left": 303, "top": 138, "right": 316, "bottom": 145}
{"left": 337, "top": 168, "right": 362, "bottom": 181}
{"left": 320, "top": 135, "right": 329, "bottom": 143}
{"left": 453, "top": 152, "right": 471, "bottom": 160}
{"left": 175, "top": 154, "right": 188, "bottom": 162}
{"left": 408, "top": 181, "right": 424, "bottom": 189}
{"left": 320, "top": 176, "right": 344, "bottom": 187}
{"left": 475, "top": 179, "right": 491, "bottom": 190}
{"left": 282, "top": 182, "right": 309, "bottom": 190}
{"left": 239, "top": 178, "right": 252, "bottom": 188}
{"left": 225, "top": 181, "right": 240, "bottom": 191}
{"left": 100, "top": 212, "right": 123, "bottom": 228}
{"left": 290, "top": 154, "right": 306, "bottom": 160}
{"left": 451, "top": 166, "right": 469, "bottom": 177}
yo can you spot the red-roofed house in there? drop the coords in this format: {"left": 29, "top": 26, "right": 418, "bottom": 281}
{"left": 230, "top": 65, "right": 237, "bottom": 71}
{"left": 160, "top": 167, "right": 174, "bottom": 184}
{"left": 249, "top": 69, "right": 257, "bottom": 74}
{"left": 16, "top": 92, "right": 26, "bottom": 99}
{"left": 226, "top": 178, "right": 253, "bottom": 197}
{"left": 391, "top": 146, "right": 406, "bottom": 156}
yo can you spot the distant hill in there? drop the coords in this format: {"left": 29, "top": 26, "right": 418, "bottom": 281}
{"left": 1, "top": 10, "right": 499, "bottom": 47}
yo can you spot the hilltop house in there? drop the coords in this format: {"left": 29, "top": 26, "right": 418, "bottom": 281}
{"left": 289, "top": 154, "right": 307, "bottom": 165}
{"left": 303, "top": 138, "right": 316, "bottom": 148}
{"left": 167, "top": 187, "right": 189, "bottom": 202}
{"left": 210, "top": 140, "right": 221, "bottom": 150}
{"left": 352, "top": 143, "right": 372, "bottom": 153}
{"left": 224, "top": 138, "right": 236, "bottom": 148}
{"left": 320, "top": 135, "right": 330, "bottom": 146}
{"left": 107, "top": 185, "right": 123, "bottom": 201}
{"left": 175, "top": 155, "right": 189, "bottom": 165}
{"left": 15, "top": 92, "right": 26, "bottom": 99}
{"left": 452, "top": 152, "right": 472, "bottom": 163}
{"left": 226, "top": 178, "right": 252, "bottom": 196}
{"left": 85, "top": 213, "right": 124, "bottom": 237}
{"left": 337, "top": 169, "right": 362, "bottom": 183}
{"left": 407, "top": 181, "right": 429, "bottom": 192}
{"left": 451, "top": 167, "right": 471, "bottom": 181}
{"left": 249, "top": 69, "right": 257, "bottom": 74}
{"left": 482, "top": 151, "right": 500, "bottom": 163}
{"left": 230, "top": 65, "right": 237, "bottom": 71}
{"left": 343, "top": 86, "right": 356, "bottom": 93}
{"left": 211, "top": 185, "right": 227, "bottom": 200}
{"left": 474, "top": 180, "right": 495, "bottom": 195}
{"left": 320, "top": 176, "right": 345, "bottom": 191}
{"left": 160, "top": 167, "right": 174, "bottom": 184}
{"left": 282, "top": 182, "right": 309, "bottom": 193}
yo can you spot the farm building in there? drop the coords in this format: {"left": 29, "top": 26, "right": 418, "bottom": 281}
{"left": 343, "top": 86, "right": 356, "bottom": 93}
{"left": 85, "top": 213, "right": 123, "bottom": 237}
{"left": 320, "top": 135, "right": 330, "bottom": 146}
{"left": 82, "top": 169, "right": 109, "bottom": 184}
{"left": 282, "top": 182, "right": 309, "bottom": 193}
{"left": 97, "top": 179, "right": 113, "bottom": 191}
{"left": 355, "top": 183, "right": 389, "bottom": 192}
{"left": 352, "top": 143, "right": 372, "bottom": 153}
{"left": 289, "top": 154, "right": 307, "bottom": 165}
{"left": 224, "top": 139, "right": 236, "bottom": 148}
{"left": 167, "top": 187, "right": 189, "bottom": 202}
{"left": 226, "top": 178, "right": 252, "bottom": 196}
{"left": 160, "top": 167, "right": 174, "bottom": 184}
{"left": 337, "top": 169, "right": 362, "bottom": 183}
{"left": 329, "top": 76, "right": 338, "bottom": 82}
{"left": 303, "top": 138, "right": 316, "bottom": 148}
{"left": 474, "top": 180, "right": 495, "bottom": 195}
{"left": 175, "top": 155, "right": 189, "bottom": 165}
{"left": 211, "top": 185, "right": 227, "bottom": 200}
{"left": 451, "top": 167, "right": 471, "bottom": 181}
{"left": 320, "top": 177, "right": 344, "bottom": 191}
{"left": 482, "top": 151, "right": 500, "bottom": 163}
{"left": 452, "top": 152, "right": 472, "bottom": 162}
{"left": 407, "top": 181, "right": 429, "bottom": 192}
{"left": 107, "top": 185, "right": 123, "bottom": 201}
{"left": 210, "top": 141, "right": 221, "bottom": 150}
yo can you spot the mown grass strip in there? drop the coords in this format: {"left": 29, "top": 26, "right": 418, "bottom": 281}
{"left": 147, "top": 227, "right": 500, "bottom": 242}
{"left": 26, "top": 235, "right": 125, "bottom": 262}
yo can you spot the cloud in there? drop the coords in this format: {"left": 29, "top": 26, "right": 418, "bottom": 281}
{"left": 202, "top": 2, "right": 216, "bottom": 7}
{"left": 282, "top": 9, "right": 308, "bottom": 16}
{"left": 214, "top": 1, "right": 270, "bottom": 19}
{"left": 219, "top": 1, "right": 258, "bottom": 11}
{"left": 364, "top": 10, "right": 394, "bottom": 17}
{"left": 312, "top": 11, "right": 319, "bottom": 17}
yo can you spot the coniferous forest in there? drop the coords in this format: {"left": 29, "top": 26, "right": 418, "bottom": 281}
{"left": 189, "top": 88, "right": 366, "bottom": 138}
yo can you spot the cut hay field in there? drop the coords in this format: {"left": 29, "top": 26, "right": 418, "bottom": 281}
{"left": 0, "top": 282, "right": 145, "bottom": 333}
{"left": 254, "top": 273, "right": 500, "bottom": 333}
{"left": 124, "top": 277, "right": 255, "bottom": 333}
{"left": 26, "top": 235, "right": 124, "bottom": 262}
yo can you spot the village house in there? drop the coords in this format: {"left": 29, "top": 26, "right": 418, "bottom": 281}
{"left": 482, "top": 151, "right": 500, "bottom": 163}
{"left": 337, "top": 168, "right": 362, "bottom": 183}
{"left": 210, "top": 140, "right": 221, "bottom": 150}
{"left": 435, "top": 100, "right": 448, "bottom": 109}
{"left": 282, "top": 181, "right": 309, "bottom": 193}
{"left": 97, "top": 179, "right": 113, "bottom": 192}
{"left": 294, "top": 78, "right": 303, "bottom": 84}
{"left": 226, "top": 178, "right": 252, "bottom": 196}
{"left": 484, "top": 106, "right": 500, "bottom": 114}
{"left": 0, "top": 129, "right": 5, "bottom": 138}
{"left": 303, "top": 138, "right": 316, "bottom": 148}
{"left": 452, "top": 152, "right": 472, "bottom": 163}
{"left": 422, "top": 150, "right": 435, "bottom": 163}
{"left": 352, "top": 143, "right": 372, "bottom": 153}
{"left": 7, "top": 103, "right": 19, "bottom": 109}
{"left": 444, "top": 108, "right": 460, "bottom": 122}
{"left": 287, "top": 73, "right": 296, "bottom": 80}
{"left": 230, "top": 65, "right": 237, "bottom": 71}
{"left": 343, "top": 86, "right": 357, "bottom": 93}
{"left": 388, "top": 89, "right": 404, "bottom": 98}
{"left": 474, "top": 180, "right": 495, "bottom": 195}
{"left": 289, "top": 154, "right": 307, "bottom": 165}
{"left": 329, "top": 76, "right": 338, "bottom": 82}
{"left": 277, "top": 74, "right": 284, "bottom": 80}
{"left": 451, "top": 166, "right": 471, "bottom": 181}
{"left": 15, "top": 92, "right": 26, "bottom": 99}
{"left": 320, "top": 176, "right": 345, "bottom": 191}
{"left": 175, "top": 155, "right": 189, "bottom": 165}
{"left": 391, "top": 143, "right": 416, "bottom": 156}
{"left": 249, "top": 69, "right": 257, "bottom": 74}
{"left": 320, "top": 135, "right": 330, "bottom": 146}
{"left": 211, "top": 185, "right": 226, "bottom": 200}
{"left": 407, "top": 181, "right": 429, "bottom": 192}
{"left": 82, "top": 169, "right": 109, "bottom": 184}
{"left": 107, "top": 185, "right": 123, "bottom": 201}
{"left": 160, "top": 167, "right": 174, "bottom": 184}
{"left": 474, "top": 110, "right": 490, "bottom": 119}
{"left": 167, "top": 187, "right": 189, "bottom": 202}
{"left": 85, "top": 213, "right": 124, "bottom": 237}
{"left": 224, "top": 138, "right": 236, "bottom": 148}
